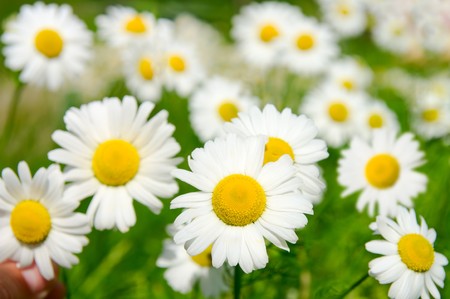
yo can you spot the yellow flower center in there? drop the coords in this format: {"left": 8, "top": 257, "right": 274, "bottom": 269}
{"left": 212, "top": 174, "right": 266, "bottom": 226}
{"left": 125, "top": 15, "right": 147, "bottom": 33}
{"left": 191, "top": 245, "right": 213, "bottom": 267}
{"left": 264, "top": 137, "right": 295, "bottom": 164}
{"left": 10, "top": 200, "right": 51, "bottom": 245}
{"left": 218, "top": 101, "right": 239, "bottom": 122}
{"left": 368, "top": 113, "right": 384, "bottom": 128}
{"left": 34, "top": 29, "right": 64, "bottom": 58}
{"left": 328, "top": 102, "right": 349, "bottom": 122}
{"left": 296, "top": 33, "right": 315, "bottom": 51}
{"left": 422, "top": 109, "right": 439, "bottom": 123}
{"left": 92, "top": 139, "right": 140, "bottom": 186}
{"left": 138, "top": 58, "right": 154, "bottom": 80}
{"left": 168, "top": 55, "right": 186, "bottom": 72}
{"left": 338, "top": 4, "right": 351, "bottom": 16}
{"left": 365, "top": 154, "right": 400, "bottom": 189}
{"left": 398, "top": 234, "right": 434, "bottom": 272}
{"left": 259, "top": 24, "right": 279, "bottom": 43}
{"left": 341, "top": 79, "right": 355, "bottom": 91}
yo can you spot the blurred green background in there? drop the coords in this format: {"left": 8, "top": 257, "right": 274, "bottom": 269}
{"left": 0, "top": 0, "right": 449, "bottom": 298}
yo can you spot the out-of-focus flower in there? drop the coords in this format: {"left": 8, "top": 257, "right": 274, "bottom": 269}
{"left": 411, "top": 93, "right": 450, "bottom": 140}
{"left": 358, "top": 99, "right": 399, "bottom": 140}
{"left": 320, "top": 0, "right": 367, "bottom": 38}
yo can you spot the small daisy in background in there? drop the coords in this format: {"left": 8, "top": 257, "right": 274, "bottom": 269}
{"left": 48, "top": 96, "right": 181, "bottom": 232}
{"left": 0, "top": 162, "right": 90, "bottom": 280}
{"left": 225, "top": 104, "right": 329, "bottom": 204}
{"left": 301, "top": 85, "right": 364, "bottom": 147}
{"left": 189, "top": 76, "right": 259, "bottom": 142}
{"left": 338, "top": 129, "right": 427, "bottom": 217}
{"left": 358, "top": 99, "right": 399, "bottom": 139}
{"left": 319, "top": 0, "right": 367, "bottom": 38}
{"left": 366, "top": 207, "right": 448, "bottom": 299}
{"left": 171, "top": 134, "right": 313, "bottom": 273}
{"left": 372, "top": 14, "right": 417, "bottom": 55}
{"left": 231, "top": 1, "right": 301, "bottom": 70}
{"left": 96, "top": 6, "right": 156, "bottom": 49}
{"left": 323, "top": 57, "right": 372, "bottom": 94}
{"left": 411, "top": 93, "right": 450, "bottom": 140}
{"left": 1, "top": 2, "right": 92, "bottom": 90}
{"left": 157, "top": 226, "right": 228, "bottom": 297}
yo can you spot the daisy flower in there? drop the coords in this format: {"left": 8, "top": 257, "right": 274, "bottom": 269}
{"left": 171, "top": 134, "right": 313, "bottom": 273}
{"left": 366, "top": 207, "right": 448, "bottom": 299}
{"left": 231, "top": 1, "right": 302, "bottom": 69}
{"left": 1, "top": 2, "right": 92, "bottom": 90}
{"left": 0, "top": 162, "right": 90, "bottom": 280}
{"left": 157, "top": 226, "right": 228, "bottom": 297}
{"left": 338, "top": 129, "right": 427, "bottom": 217}
{"left": 48, "top": 96, "right": 181, "bottom": 232}
{"left": 224, "top": 104, "right": 329, "bottom": 204}
{"left": 412, "top": 94, "right": 450, "bottom": 140}
{"left": 324, "top": 57, "right": 372, "bottom": 93}
{"left": 281, "top": 17, "right": 338, "bottom": 76}
{"left": 96, "top": 6, "right": 156, "bottom": 48}
{"left": 372, "top": 14, "right": 417, "bottom": 55}
{"left": 301, "top": 85, "right": 365, "bottom": 147}
{"left": 189, "top": 76, "right": 259, "bottom": 142}
{"left": 320, "top": 0, "right": 367, "bottom": 38}
{"left": 123, "top": 45, "right": 164, "bottom": 102}
{"left": 162, "top": 41, "right": 205, "bottom": 97}
{"left": 358, "top": 99, "right": 399, "bottom": 139}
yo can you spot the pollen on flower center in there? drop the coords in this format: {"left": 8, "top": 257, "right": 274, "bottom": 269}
{"left": 365, "top": 154, "right": 400, "bottom": 189}
{"left": 212, "top": 174, "right": 266, "bottom": 226}
{"left": 398, "top": 234, "right": 434, "bottom": 272}
{"left": 10, "top": 200, "right": 51, "bottom": 245}
{"left": 264, "top": 137, "right": 295, "bottom": 164}
{"left": 218, "top": 101, "right": 239, "bottom": 122}
{"left": 138, "top": 58, "right": 154, "bottom": 80}
{"left": 34, "top": 29, "right": 64, "bottom": 58}
{"left": 92, "top": 139, "right": 140, "bottom": 186}
{"left": 296, "top": 33, "right": 315, "bottom": 51}
{"left": 125, "top": 15, "right": 147, "bottom": 33}
{"left": 259, "top": 24, "right": 279, "bottom": 43}
{"left": 338, "top": 4, "right": 351, "bottom": 16}
{"left": 368, "top": 113, "right": 384, "bottom": 128}
{"left": 341, "top": 79, "right": 355, "bottom": 91}
{"left": 328, "top": 102, "right": 349, "bottom": 122}
{"left": 191, "top": 245, "right": 213, "bottom": 267}
{"left": 422, "top": 109, "right": 439, "bottom": 123}
{"left": 168, "top": 55, "right": 186, "bottom": 72}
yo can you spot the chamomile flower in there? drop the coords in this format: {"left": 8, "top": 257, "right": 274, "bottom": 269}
{"left": 171, "top": 134, "right": 313, "bottom": 273}
{"left": 48, "top": 96, "right": 181, "bottom": 232}
{"left": 1, "top": 2, "right": 92, "bottom": 90}
{"left": 162, "top": 41, "right": 204, "bottom": 97}
{"left": 412, "top": 94, "right": 450, "bottom": 140}
{"left": 231, "top": 1, "right": 301, "bottom": 69}
{"left": 157, "top": 227, "right": 228, "bottom": 297}
{"left": 338, "top": 129, "right": 427, "bottom": 217}
{"left": 281, "top": 17, "right": 338, "bottom": 76}
{"left": 359, "top": 99, "right": 399, "bottom": 139}
{"left": 320, "top": 0, "right": 367, "bottom": 38}
{"left": 366, "top": 207, "right": 448, "bottom": 299}
{"left": 0, "top": 162, "right": 90, "bottom": 280}
{"left": 189, "top": 76, "right": 259, "bottom": 142}
{"left": 372, "top": 14, "right": 416, "bottom": 55}
{"left": 324, "top": 57, "right": 372, "bottom": 93}
{"left": 123, "top": 46, "right": 164, "bottom": 102}
{"left": 301, "top": 85, "right": 365, "bottom": 147}
{"left": 96, "top": 6, "right": 156, "bottom": 48}
{"left": 224, "top": 104, "right": 329, "bottom": 204}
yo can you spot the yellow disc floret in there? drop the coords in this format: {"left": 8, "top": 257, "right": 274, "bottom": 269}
{"left": 212, "top": 174, "right": 266, "bottom": 226}
{"left": 168, "top": 55, "right": 186, "bottom": 72}
{"left": 218, "top": 101, "right": 239, "bottom": 122}
{"left": 125, "top": 15, "right": 147, "bottom": 33}
{"left": 328, "top": 102, "right": 349, "bottom": 122}
{"left": 296, "top": 33, "right": 315, "bottom": 51}
{"left": 138, "top": 58, "right": 154, "bottom": 80}
{"left": 259, "top": 24, "right": 279, "bottom": 43}
{"left": 368, "top": 113, "right": 384, "bottom": 128}
{"left": 338, "top": 4, "right": 351, "bottom": 16}
{"left": 92, "top": 139, "right": 140, "bottom": 186}
{"left": 422, "top": 109, "right": 439, "bottom": 123}
{"left": 10, "top": 200, "right": 51, "bottom": 245}
{"left": 341, "top": 79, "right": 355, "bottom": 91}
{"left": 365, "top": 154, "right": 400, "bottom": 189}
{"left": 191, "top": 245, "right": 213, "bottom": 267}
{"left": 34, "top": 29, "right": 64, "bottom": 58}
{"left": 264, "top": 137, "right": 295, "bottom": 164}
{"left": 398, "top": 233, "right": 434, "bottom": 272}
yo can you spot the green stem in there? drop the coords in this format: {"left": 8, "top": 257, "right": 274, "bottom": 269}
{"left": 2, "top": 82, "right": 24, "bottom": 145}
{"left": 234, "top": 265, "right": 242, "bottom": 299}
{"left": 337, "top": 273, "right": 369, "bottom": 299}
